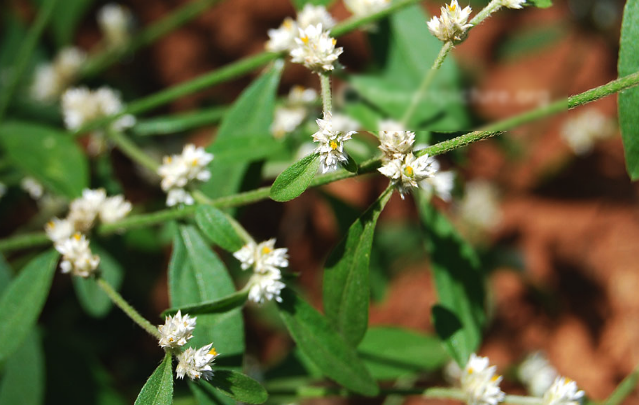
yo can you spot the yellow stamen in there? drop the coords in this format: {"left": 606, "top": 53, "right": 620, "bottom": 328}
{"left": 283, "top": 19, "right": 292, "bottom": 28}
{"left": 468, "top": 367, "right": 474, "bottom": 374}
{"left": 166, "top": 156, "right": 173, "bottom": 163}
{"left": 329, "top": 140, "right": 338, "bottom": 150}
{"left": 47, "top": 221, "right": 55, "bottom": 228}
{"left": 492, "top": 375, "right": 500, "bottom": 382}
{"left": 209, "top": 347, "right": 218, "bottom": 356}
{"left": 331, "top": 38, "right": 337, "bottom": 46}
{"left": 448, "top": 2, "right": 457, "bottom": 12}
{"left": 73, "top": 233, "right": 81, "bottom": 241}
{"left": 261, "top": 246, "right": 272, "bottom": 255}
{"left": 564, "top": 378, "right": 572, "bottom": 385}
{"left": 404, "top": 166, "right": 414, "bottom": 177}
{"left": 192, "top": 158, "right": 198, "bottom": 166}
{"left": 301, "top": 36, "right": 309, "bottom": 44}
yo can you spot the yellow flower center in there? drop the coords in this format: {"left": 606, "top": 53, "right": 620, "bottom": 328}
{"left": 329, "top": 140, "right": 338, "bottom": 150}
{"left": 404, "top": 166, "right": 414, "bottom": 177}
{"left": 191, "top": 158, "right": 198, "bottom": 166}
{"left": 73, "top": 233, "right": 81, "bottom": 241}
{"left": 47, "top": 221, "right": 55, "bottom": 228}
{"left": 491, "top": 375, "right": 500, "bottom": 382}
{"left": 301, "top": 36, "right": 309, "bottom": 44}
{"left": 468, "top": 367, "right": 474, "bottom": 374}
{"left": 261, "top": 246, "right": 272, "bottom": 255}
{"left": 166, "top": 156, "right": 173, "bottom": 163}
{"left": 209, "top": 347, "right": 218, "bottom": 356}
{"left": 331, "top": 38, "right": 337, "bottom": 46}
{"left": 283, "top": 19, "right": 292, "bottom": 28}
{"left": 448, "top": 3, "right": 457, "bottom": 12}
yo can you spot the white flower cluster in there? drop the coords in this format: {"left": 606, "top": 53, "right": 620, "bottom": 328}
{"left": 458, "top": 180, "right": 501, "bottom": 231}
{"left": 501, "top": 0, "right": 526, "bottom": 9}
{"left": 312, "top": 111, "right": 355, "bottom": 173}
{"left": 377, "top": 120, "right": 441, "bottom": 199}
{"left": 266, "top": 4, "right": 335, "bottom": 53}
{"left": 518, "top": 352, "right": 559, "bottom": 397}
{"left": 234, "top": 238, "right": 288, "bottom": 304}
{"left": 97, "top": 3, "right": 133, "bottom": 48}
{"left": 45, "top": 189, "right": 131, "bottom": 277}
{"left": 61, "top": 86, "right": 135, "bottom": 132}
{"left": 271, "top": 86, "right": 318, "bottom": 138}
{"left": 157, "top": 144, "right": 214, "bottom": 206}
{"left": 427, "top": 0, "right": 473, "bottom": 43}
{"left": 31, "top": 47, "right": 86, "bottom": 102}
{"left": 291, "top": 23, "right": 343, "bottom": 72}
{"left": 461, "top": 354, "right": 506, "bottom": 405}
{"left": 344, "top": 0, "right": 391, "bottom": 19}
{"left": 157, "top": 312, "right": 219, "bottom": 381}
{"left": 20, "top": 177, "right": 44, "bottom": 200}
{"left": 560, "top": 109, "right": 615, "bottom": 155}
{"left": 542, "top": 377, "right": 585, "bottom": 405}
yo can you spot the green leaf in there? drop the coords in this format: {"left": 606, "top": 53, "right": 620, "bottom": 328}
{"left": 73, "top": 245, "right": 124, "bottom": 318}
{"left": 168, "top": 225, "right": 244, "bottom": 363}
{"left": 134, "top": 354, "right": 174, "bottom": 405}
{"left": 358, "top": 327, "right": 448, "bottom": 380}
{"left": 323, "top": 188, "right": 392, "bottom": 347}
{"left": 292, "top": 0, "right": 333, "bottom": 9}
{"left": 162, "top": 290, "right": 249, "bottom": 317}
{"left": 0, "top": 255, "right": 12, "bottom": 295}
{"left": 193, "top": 370, "right": 268, "bottom": 404}
{"left": 527, "top": 0, "right": 552, "bottom": 7}
{"left": 201, "top": 62, "right": 283, "bottom": 200}
{"left": 0, "top": 249, "right": 58, "bottom": 363}
{"left": 270, "top": 153, "right": 320, "bottom": 202}
{"left": 618, "top": 0, "right": 639, "bottom": 180}
{"left": 276, "top": 289, "right": 379, "bottom": 396}
{"left": 132, "top": 106, "right": 227, "bottom": 136}
{"left": 32, "top": 0, "right": 96, "bottom": 46}
{"left": 0, "top": 121, "right": 88, "bottom": 198}
{"left": 195, "top": 205, "right": 246, "bottom": 252}
{"left": 0, "top": 330, "right": 45, "bottom": 405}
{"left": 417, "top": 198, "right": 485, "bottom": 367}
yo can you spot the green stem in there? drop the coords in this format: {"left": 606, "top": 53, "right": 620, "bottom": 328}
{"left": 603, "top": 363, "right": 639, "bottom": 405}
{"left": 108, "top": 129, "right": 159, "bottom": 171}
{"left": 96, "top": 277, "right": 160, "bottom": 339}
{"left": 331, "top": 0, "right": 421, "bottom": 37}
{"left": 3, "top": 72, "right": 639, "bottom": 252}
{"left": 0, "top": 0, "right": 59, "bottom": 122}
{"left": 400, "top": 41, "right": 453, "bottom": 126}
{"left": 80, "top": 0, "right": 222, "bottom": 78}
{"left": 469, "top": 0, "right": 503, "bottom": 27}
{"left": 319, "top": 73, "right": 333, "bottom": 115}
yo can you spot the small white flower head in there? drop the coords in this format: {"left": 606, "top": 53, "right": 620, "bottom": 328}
{"left": 344, "top": 0, "right": 391, "bottom": 19}
{"left": 176, "top": 343, "right": 218, "bottom": 381}
{"left": 288, "top": 85, "right": 318, "bottom": 105}
{"left": 45, "top": 217, "right": 75, "bottom": 243}
{"left": 420, "top": 159, "right": 455, "bottom": 202}
{"left": 97, "top": 3, "right": 134, "bottom": 47}
{"left": 233, "top": 238, "right": 289, "bottom": 274}
{"left": 332, "top": 113, "right": 360, "bottom": 133}
{"left": 290, "top": 24, "right": 343, "bottom": 73}
{"left": 61, "top": 86, "right": 135, "bottom": 131}
{"left": 55, "top": 233, "right": 100, "bottom": 278}
{"left": 99, "top": 195, "right": 132, "bottom": 223}
{"left": 31, "top": 47, "right": 86, "bottom": 102}
{"left": 519, "top": 352, "right": 559, "bottom": 397}
{"left": 501, "top": 0, "right": 526, "bottom": 9}
{"left": 378, "top": 130, "right": 416, "bottom": 160}
{"left": 166, "top": 188, "right": 195, "bottom": 207}
{"left": 157, "top": 310, "right": 197, "bottom": 350}
{"left": 67, "top": 188, "right": 107, "bottom": 233}
{"left": 248, "top": 269, "right": 286, "bottom": 304}
{"left": 542, "top": 377, "right": 585, "bottom": 405}
{"left": 157, "top": 144, "right": 213, "bottom": 206}
{"left": 427, "top": 0, "right": 473, "bottom": 43}
{"left": 297, "top": 4, "right": 336, "bottom": 29}
{"left": 458, "top": 181, "right": 501, "bottom": 230}
{"left": 312, "top": 111, "right": 355, "bottom": 173}
{"left": 271, "top": 106, "right": 307, "bottom": 138}
{"left": 560, "top": 109, "right": 616, "bottom": 155}
{"left": 378, "top": 153, "right": 436, "bottom": 198}
{"left": 266, "top": 18, "right": 298, "bottom": 52}
{"left": 21, "top": 177, "right": 44, "bottom": 200}
{"left": 461, "top": 354, "right": 506, "bottom": 405}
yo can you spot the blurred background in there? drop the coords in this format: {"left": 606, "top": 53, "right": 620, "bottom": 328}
{"left": 0, "top": 0, "right": 637, "bottom": 404}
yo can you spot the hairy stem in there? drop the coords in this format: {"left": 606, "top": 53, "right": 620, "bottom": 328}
{"left": 96, "top": 277, "right": 160, "bottom": 339}
{"left": 469, "top": 0, "right": 503, "bottom": 27}
{"left": 108, "top": 129, "right": 160, "bottom": 171}
{"left": 320, "top": 73, "right": 333, "bottom": 115}
{"left": 0, "top": 0, "right": 59, "bottom": 122}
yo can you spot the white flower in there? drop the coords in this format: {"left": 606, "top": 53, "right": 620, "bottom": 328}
{"left": 99, "top": 195, "right": 132, "bottom": 223}
{"left": 542, "top": 377, "right": 584, "bottom": 405}
{"left": 176, "top": 343, "right": 218, "bottom": 381}
{"left": 312, "top": 112, "right": 354, "bottom": 173}
{"left": 55, "top": 233, "right": 100, "bottom": 278}
{"left": 31, "top": 47, "right": 86, "bottom": 102}
{"left": 61, "top": 86, "right": 135, "bottom": 131}
{"left": 97, "top": 3, "right": 133, "bottom": 47}
{"left": 378, "top": 119, "right": 406, "bottom": 132}
{"left": 344, "top": 0, "right": 391, "bottom": 18}
{"left": 288, "top": 85, "right": 318, "bottom": 105}
{"left": 420, "top": 158, "right": 455, "bottom": 202}
{"left": 458, "top": 181, "right": 501, "bottom": 230}
{"left": 378, "top": 130, "right": 415, "bottom": 160}
{"left": 67, "top": 188, "right": 107, "bottom": 232}
{"left": 166, "top": 188, "right": 195, "bottom": 207}
{"left": 519, "top": 352, "right": 559, "bottom": 397}
{"left": 501, "top": 0, "right": 526, "bottom": 9}
{"left": 560, "top": 109, "right": 615, "bottom": 155}
{"left": 45, "top": 218, "right": 75, "bottom": 243}
{"left": 157, "top": 144, "right": 213, "bottom": 206}
{"left": 332, "top": 113, "right": 360, "bottom": 133}
{"left": 297, "top": 4, "right": 336, "bottom": 29}
{"left": 266, "top": 18, "right": 298, "bottom": 52}
{"left": 290, "top": 24, "right": 343, "bottom": 73}
{"left": 248, "top": 269, "right": 286, "bottom": 304}
{"left": 233, "top": 238, "right": 289, "bottom": 274}
{"left": 427, "top": 0, "right": 473, "bottom": 42}
{"left": 271, "top": 106, "right": 307, "bottom": 138}
{"left": 461, "top": 354, "right": 506, "bottom": 405}
{"left": 378, "top": 152, "right": 436, "bottom": 198}
{"left": 157, "top": 310, "right": 197, "bottom": 349}
{"left": 21, "top": 177, "right": 44, "bottom": 200}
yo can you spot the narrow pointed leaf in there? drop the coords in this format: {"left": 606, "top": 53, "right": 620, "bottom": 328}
{"left": 73, "top": 245, "right": 124, "bottom": 317}
{"left": 162, "top": 290, "right": 249, "bottom": 317}
{"left": 417, "top": 197, "right": 485, "bottom": 366}
{"left": 195, "top": 205, "right": 246, "bottom": 252}
{"left": 0, "top": 328, "right": 45, "bottom": 405}
{"left": 0, "top": 249, "right": 58, "bottom": 363}
{"left": 134, "top": 354, "right": 173, "bottom": 405}
{"left": 618, "top": 0, "right": 639, "bottom": 180}
{"left": 270, "top": 153, "right": 321, "bottom": 202}
{"left": 323, "top": 188, "right": 392, "bottom": 347}
{"left": 194, "top": 370, "right": 268, "bottom": 404}
{"left": 276, "top": 289, "right": 379, "bottom": 396}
